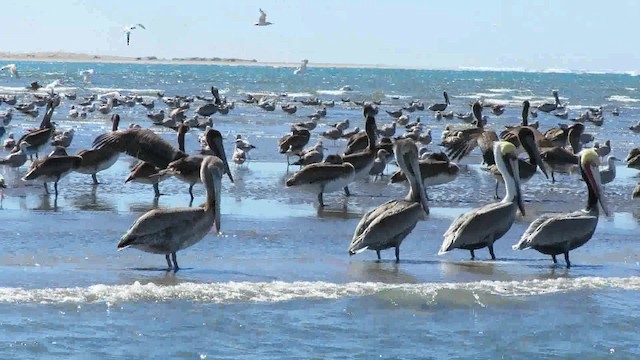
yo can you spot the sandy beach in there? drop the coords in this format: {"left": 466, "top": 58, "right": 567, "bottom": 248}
{"left": 0, "top": 51, "right": 413, "bottom": 70}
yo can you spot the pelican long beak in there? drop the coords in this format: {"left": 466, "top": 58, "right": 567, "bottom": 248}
{"left": 405, "top": 150, "right": 429, "bottom": 216}
{"left": 585, "top": 163, "right": 610, "bottom": 216}
{"left": 206, "top": 129, "right": 234, "bottom": 183}
{"left": 523, "top": 135, "right": 549, "bottom": 179}
{"left": 511, "top": 157, "right": 525, "bottom": 216}
{"left": 214, "top": 176, "right": 222, "bottom": 232}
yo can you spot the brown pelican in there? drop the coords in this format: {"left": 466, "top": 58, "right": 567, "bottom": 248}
{"left": 348, "top": 139, "right": 429, "bottom": 262}
{"left": 501, "top": 100, "right": 549, "bottom": 148}
{"left": 117, "top": 130, "right": 230, "bottom": 270}
{"left": 428, "top": 91, "right": 450, "bottom": 112}
{"left": 14, "top": 101, "right": 56, "bottom": 159}
{"left": 513, "top": 149, "right": 609, "bottom": 268}
{"left": 537, "top": 90, "right": 562, "bottom": 112}
{"left": 159, "top": 125, "right": 214, "bottom": 202}
{"left": 539, "top": 123, "right": 584, "bottom": 182}
{"left": 75, "top": 114, "right": 122, "bottom": 184}
{"left": 441, "top": 101, "right": 497, "bottom": 165}
{"left": 390, "top": 152, "right": 460, "bottom": 199}
{"left": 92, "top": 123, "right": 187, "bottom": 169}
{"left": 285, "top": 155, "right": 355, "bottom": 207}
{"left": 627, "top": 148, "right": 640, "bottom": 170}
{"left": 491, "top": 127, "right": 549, "bottom": 197}
{"left": 22, "top": 147, "right": 82, "bottom": 195}
{"left": 278, "top": 127, "right": 311, "bottom": 165}
{"left": 439, "top": 141, "right": 524, "bottom": 260}
{"left": 342, "top": 115, "right": 378, "bottom": 190}
{"left": 125, "top": 162, "right": 170, "bottom": 198}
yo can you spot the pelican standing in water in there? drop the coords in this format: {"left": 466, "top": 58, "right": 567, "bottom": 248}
{"left": 513, "top": 149, "right": 609, "bottom": 268}
{"left": 285, "top": 154, "right": 355, "bottom": 207}
{"left": 117, "top": 129, "right": 231, "bottom": 270}
{"left": 439, "top": 141, "right": 524, "bottom": 260}
{"left": 348, "top": 139, "right": 429, "bottom": 262}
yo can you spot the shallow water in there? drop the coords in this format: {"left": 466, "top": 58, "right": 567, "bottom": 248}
{"left": 0, "top": 62, "right": 639, "bottom": 358}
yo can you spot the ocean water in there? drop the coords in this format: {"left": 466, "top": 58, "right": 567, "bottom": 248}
{"left": 0, "top": 61, "right": 639, "bottom": 358}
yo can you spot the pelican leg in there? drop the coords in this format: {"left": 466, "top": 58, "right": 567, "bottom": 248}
{"left": 189, "top": 184, "right": 194, "bottom": 201}
{"left": 54, "top": 181, "right": 59, "bottom": 196}
{"left": 552, "top": 255, "right": 557, "bottom": 264}
{"left": 165, "top": 254, "right": 172, "bottom": 269}
{"left": 395, "top": 247, "right": 400, "bottom": 263}
{"left": 43, "top": 183, "right": 49, "bottom": 194}
{"left": 488, "top": 245, "right": 496, "bottom": 260}
{"left": 551, "top": 171, "right": 556, "bottom": 183}
{"left": 317, "top": 192, "right": 325, "bottom": 207}
{"left": 91, "top": 173, "right": 99, "bottom": 185}
{"left": 376, "top": 250, "right": 381, "bottom": 260}
{"left": 171, "top": 252, "right": 179, "bottom": 270}
{"left": 564, "top": 252, "right": 571, "bottom": 269}
{"left": 343, "top": 186, "right": 351, "bottom": 197}
{"left": 495, "top": 181, "right": 500, "bottom": 199}
{"left": 153, "top": 183, "right": 160, "bottom": 198}
{"left": 470, "top": 250, "right": 475, "bottom": 260}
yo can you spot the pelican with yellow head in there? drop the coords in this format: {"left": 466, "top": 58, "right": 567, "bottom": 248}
{"left": 513, "top": 148, "right": 609, "bottom": 268}
{"left": 439, "top": 140, "right": 524, "bottom": 260}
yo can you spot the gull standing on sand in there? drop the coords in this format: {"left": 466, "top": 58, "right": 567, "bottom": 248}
{"left": 0, "top": 64, "right": 18, "bottom": 78}
{"left": 124, "top": 24, "right": 146, "bottom": 45}
{"left": 255, "top": 9, "right": 273, "bottom": 26}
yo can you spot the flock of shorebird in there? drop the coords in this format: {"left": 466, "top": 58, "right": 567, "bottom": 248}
{"left": 0, "top": 82, "right": 638, "bottom": 270}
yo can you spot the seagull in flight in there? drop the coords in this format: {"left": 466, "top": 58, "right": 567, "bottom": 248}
{"left": 124, "top": 24, "right": 146, "bottom": 45}
{"left": 255, "top": 9, "right": 273, "bottom": 26}
{"left": 0, "top": 64, "right": 18, "bottom": 78}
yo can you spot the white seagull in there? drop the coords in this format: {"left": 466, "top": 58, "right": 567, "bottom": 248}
{"left": 124, "top": 24, "right": 146, "bottom": 45}
{"left": 80, "top": 69, "right": 95, "bottom": 83}
{"left": 255, "top": 9, "right": 273, "bottom": 26}
{"left": 0, "top": 64, "right": 18, "bottom": 78}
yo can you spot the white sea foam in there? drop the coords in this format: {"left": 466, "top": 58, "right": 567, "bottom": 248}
{"left": 607, "top": 95, "right": 640, "bottom": 103}
{"left": 1, "top": 277, "right": 639, "bottom": 305}
{"left": 316, "top": 89, "right": 351, "bottom": 96}
{"left": 487, "top": 88, "right": 516, "bottom": 93}
{"left": 86, "top": 87, "right": 163, "bottom": 95}
{"left": 285, "top": 92, "right": 314, "bottom": 98}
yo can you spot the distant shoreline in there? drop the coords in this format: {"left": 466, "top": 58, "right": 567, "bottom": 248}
{"left": 0, "top": 52, "right": 636, "bottom": 75}
{"left": 0, "top": 51, "right": 414, "bottom": 71}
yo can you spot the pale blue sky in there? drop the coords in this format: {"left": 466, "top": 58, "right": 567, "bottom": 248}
{"left": 3, "top": 0, "right": 639, "bottom": 71}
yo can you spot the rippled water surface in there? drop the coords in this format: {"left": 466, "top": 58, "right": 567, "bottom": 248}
{"left": 0, "top": 62, "right": 639, "bottom": 358}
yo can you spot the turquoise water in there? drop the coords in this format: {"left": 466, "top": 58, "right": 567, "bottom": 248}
{"left": 0, "top": 61, "right": 639, "bottom": 358}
